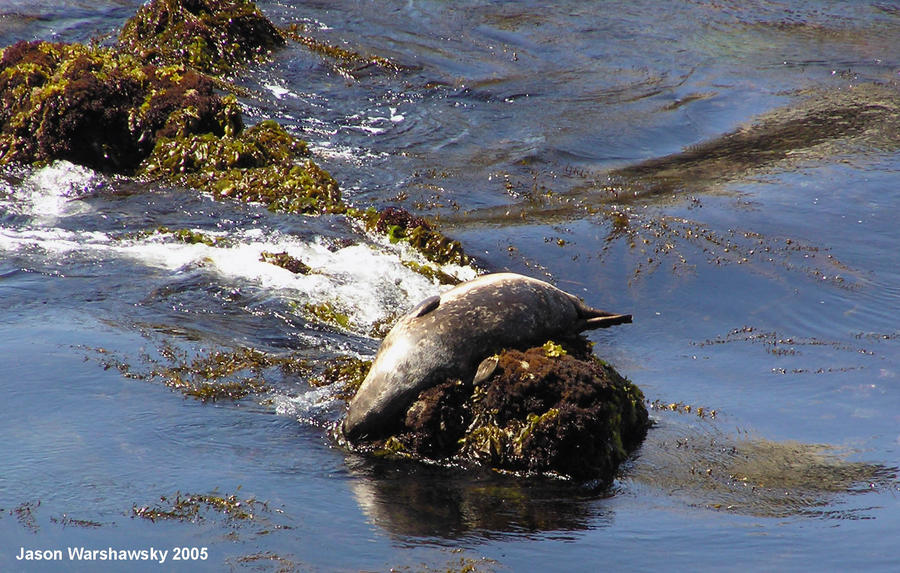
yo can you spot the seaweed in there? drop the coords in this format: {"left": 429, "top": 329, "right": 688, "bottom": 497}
{"left": 260, "top": 250, "right": 312, "bottom": 274}
{"left": 304, "top": 301, "right": 352, "bottom": 331}
{"left": 365, "top": 206, "right": 470, "bottom": 267}
{"left": 648, "top": 400, "right": 717, "bottom": 419}
{"left": 132, "top": 488, "right": 266, "bottom": 523}
{"left": 114, "top": 226, "right": 225, "bottom": 246}
{"left": 118, "top": 0, "right": 285, "bottom": 74}
{"left": 12, "top": 501, "right": 41, "bottom": 533}
{"left": 155, "top": 346, "right": 277, "bottom": 401}
{"left": 309, "top": 355, "right": 372, "bottom": 400}
{"left": 401, "top": 260, "right": 462, "bottom": 286}
{"left": 141, "top": 119, "right": 344, "bottom": 215}
{"left": 92, "top": 343, "right": 306, "bottom": 402}
{"left": 281, "top": 23, "right": 402, "bottom": 78}
{"left": 49, "top": 514, "right": 104, "bottom": 528}
{"left": 232, "top": 552, "right": 298, "bottom": 571}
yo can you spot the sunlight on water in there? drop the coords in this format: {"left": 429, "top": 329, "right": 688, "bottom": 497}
{"left": 9, "top": 161, "right": 102, "bottom": 221}
{"left": 1, "top": 0, "right": 899, "bottom": 570}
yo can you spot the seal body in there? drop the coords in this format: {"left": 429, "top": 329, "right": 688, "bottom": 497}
{"left": 342, "top": 273, "right": 631, "bottom": 441}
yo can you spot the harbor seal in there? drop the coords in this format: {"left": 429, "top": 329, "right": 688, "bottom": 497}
{"left": 342, "top": 272, "right": 632, "bottom": 441}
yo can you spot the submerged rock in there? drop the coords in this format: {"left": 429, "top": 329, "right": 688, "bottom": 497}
{"left": 344, "top": 341, "right": 650, "bottom": 483}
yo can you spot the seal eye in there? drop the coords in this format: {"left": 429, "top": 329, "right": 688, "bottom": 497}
{"left": 410, "top": 295, "right": 440, "bottom": 318}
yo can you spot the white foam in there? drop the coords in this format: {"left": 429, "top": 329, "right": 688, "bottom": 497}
{"left": 264, "top": 81, "right": 292, "bottom": 100}
{"left": 0, "top": 227, "right": 111, "bottom": 256}
{"left": 19, "top": 161, "right": 103, "bottom": 221}
{"left": 388, "top": 107, "right": 405, "bottom": 123}
{"left": 273, "top": 387, "right": 337, "bottom": 419}
{"left": 113, "top": 229, "right": 449, "bottom": 332}
{"left": 0, "top": 219, "right": 467, "bottom": 335}
{"left": 344, "top": 106, "right": 406, "bottom": 136}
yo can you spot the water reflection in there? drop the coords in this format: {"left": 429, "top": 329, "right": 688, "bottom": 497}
{"left": 347, "top": 418, "right": 897, "bottom": 540}
{"left": 347, "top": 457, "right": 612, "bottom": 540}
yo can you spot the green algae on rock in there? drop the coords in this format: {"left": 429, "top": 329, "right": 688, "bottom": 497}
{"left": 0, "top": 1, "right": 341, "bottom": 218}
{"left": 362, "top": 206, "right": 471, "bottom": 267}
{"left": 0, "top": 41, "right": 239, "bottom": 172}
{"left": 118, "top": 0, "right": 285, "bottom": 75}
{"left": 141, "top": 119, "right": 344, "bottom": 215}
{"left": 344, "top": 341, "right": 650, "bottom": 482}
{"left": 259, "top": 250, "right": 312, "bottom": 274}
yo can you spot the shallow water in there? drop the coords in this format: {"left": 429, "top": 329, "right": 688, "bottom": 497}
{"left": 2, "top": 1, "right": 899, "bottom": 571}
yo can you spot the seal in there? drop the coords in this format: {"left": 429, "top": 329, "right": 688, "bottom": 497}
{"left": 342, "top": 272, "right": 632, "bottom": 441}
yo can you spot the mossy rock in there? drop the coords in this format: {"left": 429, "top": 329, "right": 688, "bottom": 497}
{"left": 140, "top": 119, "right": 344, "bottom": 214}
{"left": 360, "top": 206, "right": 470, "bottom": 267}
{"left": 349, "top": 342, "right": 650, "bottom": 482}
{"left": 259, "top": 250, "right": 311, "bottom": 274}
{"left": 0, "top": 40, "right": 240, "bottom": 172}
{"left": 118, "top": 0, "right": 285, "bottom": 74}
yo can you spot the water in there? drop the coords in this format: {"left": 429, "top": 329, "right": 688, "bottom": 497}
{"left": 2, "top": 1, "right": 899, "bottom": 570}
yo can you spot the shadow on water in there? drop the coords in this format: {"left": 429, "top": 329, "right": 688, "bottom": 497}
{"left": 446, "top": 82, "right": 900, "bottom": 227}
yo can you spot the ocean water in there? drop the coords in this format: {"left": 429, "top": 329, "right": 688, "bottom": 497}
{"left": 1, "top": 1, "right": 899, "bottom": 571}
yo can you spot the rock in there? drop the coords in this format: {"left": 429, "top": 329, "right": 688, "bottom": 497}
{"left": 118, "top": 0, "right": 285, "bottom": 74}
{"left": 347, "top": 340, "right": 650, "bottom": 483}
{"left": 0, "top": 41, "right": 239, "bottom": 172}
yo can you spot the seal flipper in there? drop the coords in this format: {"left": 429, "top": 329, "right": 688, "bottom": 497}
{"left": 473, "top": 355, "right": 499, "bottom": 385}
{"left": 583, "top": 312, "right": 632, "bottom": 329}
{"left": 410, "top": 295, "right": 440, "bottom": 318}
{"left": 571, "top": 296, "right": 632, "bottom": 330}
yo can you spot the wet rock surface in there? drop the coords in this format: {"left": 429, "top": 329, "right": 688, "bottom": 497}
{"left": 0, "top": 41, "right": 237, "bottom": 172}
{"left": 118, "top": 0, "right": 285, "bottom": 74}
{"left": 345, "top": 341, "right": 650, "bottom": 483}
